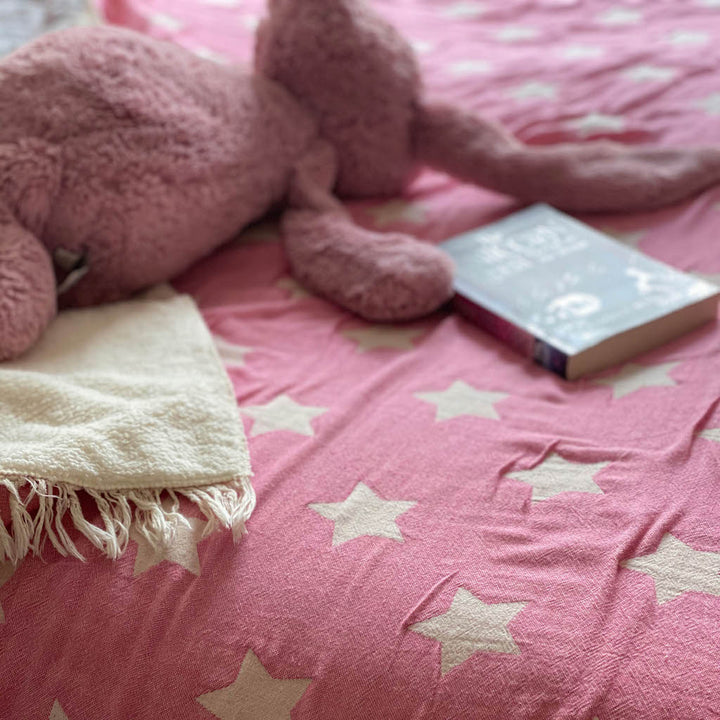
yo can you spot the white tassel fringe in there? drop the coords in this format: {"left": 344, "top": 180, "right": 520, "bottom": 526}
{"left": 0, "top": 474, "right": 256, "bottom": 565}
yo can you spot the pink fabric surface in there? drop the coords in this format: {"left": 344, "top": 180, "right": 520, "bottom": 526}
{"left": 4, "top": 1, "right": 720, "bottom": 718}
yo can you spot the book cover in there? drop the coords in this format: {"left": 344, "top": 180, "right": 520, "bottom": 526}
{"left": 440, "top": 204, "right": 720, "bottom": 379}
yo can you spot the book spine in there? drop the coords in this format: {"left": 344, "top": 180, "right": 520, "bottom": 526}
{"left": 452, "top": 294, "right": 569, "bottom": 378}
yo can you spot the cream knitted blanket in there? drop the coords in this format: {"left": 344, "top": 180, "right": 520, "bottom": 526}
{"left": 0, "top": 290, "right": 254, "bottom": 564}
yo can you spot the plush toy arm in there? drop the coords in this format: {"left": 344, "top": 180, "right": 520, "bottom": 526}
{"left": 0, "top": 212, "right": 57, "bottom": 360}
{"left": 281, "top": 139, "right": 454, "bottom": 321}
{"left": 414, "top": 101, "right": 720, "bottom": 213}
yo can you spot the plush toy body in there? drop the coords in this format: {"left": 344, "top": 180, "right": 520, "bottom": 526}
{"left": 2, "top": 0, "right": 720, "bottom": 359}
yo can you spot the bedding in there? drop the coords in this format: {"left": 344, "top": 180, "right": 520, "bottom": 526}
{"left": 3, "top": 1, "right": 720, "bottom": 718}
{"left": 0, "top": 289, "right": 253, "bottom": 565}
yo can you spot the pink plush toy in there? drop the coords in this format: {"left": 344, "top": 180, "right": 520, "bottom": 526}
{"left": 2, "top": 0, "right": 720, "bottom": 360}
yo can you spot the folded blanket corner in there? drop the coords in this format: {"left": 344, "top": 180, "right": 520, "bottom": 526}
{"left": 0, "top": 291, "right": 254, "bottom": 565}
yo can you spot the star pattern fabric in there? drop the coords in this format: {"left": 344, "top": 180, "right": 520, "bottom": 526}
{"left": 341, "top": 325, "right": 424, "bottom": 352}
{"left": 276, "top": 277, "right": 312, "bottom": 300}
{"left": 7, "top": 2, "right": 720, "bottom": 720}
{"left": 699, "top": 427, "right": 720, "bottom": 441}
{"left": 241, "top": 395, "right": 327, "bottom": 437}
{"left": 507, "top": 81, "right": 557, "bottom": 100}
{"left": 49, "top": 701, "right": 69, "bottom": 720}
{"left": 415, "top": 380, "right": 508, "bottom": 421}
{"left": 309, "top": 483, "right": 416, "bottom": 546}
{"left": 411, "top": 39, "right": 435, "bottom": 54}
{"left": 241, "top": 14, "right": 259, "bottom": 30}
{"left": 560, "top": 44, "right": 604, "bottom": 59}
{"left": 622, "top": 534, "right": 720, "bottom": 604}
{"left": 192, "top": 46, "right": 230, "bottom": 64}
{"left": 149, "top": 11, "right": 184, "bottom": 32}
{"left": 622, "top": 65, "right": 677, "bottom": 82}
{"left": 596, "top": 8, "right": 642, "bottom": 24}
{"left": 366, "top": 200, "right": 426, "bottom": 227}
{"left": 213, "top": 335, "right": 253, "bottom": 368}
{"left": 449, "top": 59, "right": 492, "bottom": 76}
{"left": 667, "top": 29, "right": 709, "bottom": 45}
{"left": 410, "top": 588, "right": 527, "bottom": 674}
{"left": 200, "top": 0, "right": 241, "bottom": 6}
{"left": 594, "top": 362, "right": 679, "bottom": 399}
{"left": 442, "top": 1, "right": 486, "bottom": 18}
{"left": 568, "top": 113, "right": 626, "bottom": 137}
{"left": 495, "top": 26, "right": 539, "bottom": 41}
{"left": 506, "top": 453, "right": 610, "bottom": 501}
{"left": 197, "top": 650, "right": 311, "bottom": 720}
{"left": 696, "top": 92, "right": 720, "bottom": 116}
{"left": 0, "top": 562, "right": 13, "bottom": 624}
{"left": 131, "top": 516, "right": 205, "bottom": 577}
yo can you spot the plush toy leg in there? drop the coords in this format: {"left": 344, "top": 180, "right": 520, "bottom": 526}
{"left": 415, "top": 102, "right": 720, "bottom": 213}
{"left": 0, "top": 216, "right": 56, "bottom": 360}
{"left": 281, "top": 140, "right": 454, "bottom": 321}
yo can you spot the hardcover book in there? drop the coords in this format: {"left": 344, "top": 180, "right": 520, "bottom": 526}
{"left": 439, "top": 204, "right": 719, "bottom": 379}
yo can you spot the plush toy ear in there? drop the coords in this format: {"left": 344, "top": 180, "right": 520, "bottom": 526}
{"left": 255, "top": 0, "right": 419, "bottom": 198}
{"left": 414, "top": 101, "right": 720, "bottom": 213}
{"left": 0, "top": 215, "right": 57, "bottom": 361}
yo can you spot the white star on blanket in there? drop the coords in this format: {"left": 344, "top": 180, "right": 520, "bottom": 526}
{"left": 309, "top": 482, "right": 416, "bottom": 546}
{"left": 449, "top": 59, "right": 492, "bottom": 76}
{"left": 442, "top": 1, "right": 486, "bottom": 18}
{"left": 411, "top": 40, "right": 435, "bottom": 55}
{"left": 49, "top": 701, "right": 69, "bottom": 720}
{"left": 696, "top": 92, "right": 720, "bottom": 116}
{"left": 594, "top": 362, "right": 679, "bottom": 399}
{"left": 596, "top": 7, "right": 642, "bottom": 24}
{"left": 506, "top": 453, "right": 610, "bottom": 501}
{"left": 415, "top": 380, "right": 508, "bottom": 421}
{"left": 148, "top": 11, "right": 184, "bottom": 32}
{"left": 622, "top": 534, "right": 720, "bottom": 604}
{"left": 568, "top": 113, "right": 626, "bottom": 137}
{"left": 132, "top": 516, "right": 205, "bottom": 577}
{"left": 667, "top": 29, "right": 709, "bottom": 45}
{"left": 197, "top": 650, "right": 311, "bottom": 720}
{"left": 366, "top": 200, "right": 426, "bottom": 227}
{"left": 699, "top": 427, "right": 720, "bottom": 442}
{"left": 560, "top": 45, "right": 604, "bottom": 59}
{"left": 342, "top": 325, "right": 424, "bottom": 352}
{"left": 410, "top": 588, "right": 527, "bottom": 674}
{"left": 241, "top": 395, "right": 328, "bottom": 437}
{"left": 242, "top": 14, "right": 260, "bottom": 31}
{"left": 507, "top": 81, "right": 557, "bottom": 100}
{"left": 277, "top": 277, "right": 312, "bottom": 300}
{"left": 495, "top": 26, "right": 539, "bottom": 42}
{"left": 622, "top": 65, "right": 677, "bottom": 82}
{"left": 0, "top": 562, "right": 14, "bottom": 624}
{"left": 191, "top": 46, "right": 230, "bottom": 64}
{"left": 213, "top": 335, "right": 253, "bottom": 368}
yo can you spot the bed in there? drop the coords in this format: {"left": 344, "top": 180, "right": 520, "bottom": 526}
{"left": 3, "top": 1, "right": 720, "bottom": 718}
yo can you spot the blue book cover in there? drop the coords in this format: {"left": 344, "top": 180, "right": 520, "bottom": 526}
{"left": 440, "top": 204, "right": 719, "bottom": 378}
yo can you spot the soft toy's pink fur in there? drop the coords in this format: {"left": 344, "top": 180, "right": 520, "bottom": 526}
{"left": 2, "top": 0, "right": 720, "bottom": 359}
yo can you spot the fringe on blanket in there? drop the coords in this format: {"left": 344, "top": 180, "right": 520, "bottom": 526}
{"left": 0, "top": 473, "right": 256, "bottom": 565}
